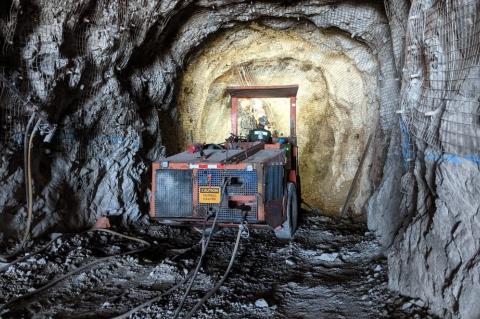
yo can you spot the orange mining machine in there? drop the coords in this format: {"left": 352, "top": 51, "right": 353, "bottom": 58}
{"left": 150, "top": 85, "right": 300, "bottom": 239}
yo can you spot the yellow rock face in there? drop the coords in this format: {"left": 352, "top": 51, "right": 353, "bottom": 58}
{"left": 176, "top": 23, "right": 379, "bottom": 215}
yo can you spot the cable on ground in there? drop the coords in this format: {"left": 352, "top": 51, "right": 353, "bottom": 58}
{"left": 172, "top": 208, "right": 221, "bottom": 319}
{"left": 0, "top": 229, "right": 151, "bottom": 312}
{"left": 172, "top": 177, "right": 230, "bottom": 319}
{"left": 184, "top": 221, "right": 247, "bottom": 319}
{"left": 0, "top": 234, "right": 64, "bottom": 272}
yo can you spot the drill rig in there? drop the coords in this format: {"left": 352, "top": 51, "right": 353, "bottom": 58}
{"left": 150, "top": 85, "right": 300, "bottom": 239}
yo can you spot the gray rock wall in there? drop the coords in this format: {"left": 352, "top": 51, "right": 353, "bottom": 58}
{"left": 385, "top": 1, "right": 480, "bottom": 318}
{"left": 1, "top": 1, "right": 479, "bottom": 319}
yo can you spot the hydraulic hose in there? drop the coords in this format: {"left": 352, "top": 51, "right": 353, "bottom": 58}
{"left": 21, "top": 119, "right": 41, "bottom": 247}
{"left": 23, "top": 113, "right": 36, "bottom": 203}
{"left": 0, "top": 234, "right": 63, "bottom": 272}
{"left": 1, "top": 113, "right": 40, "bottom": 259}
{"left": 173, "top": 178, "right": 230, "bottom": 319}
{"left": 0, "top": 246, "right": 150, "bottom": 312}
{"left": 172, "top": 208, "right": 221, "bottom": 319}
{"left": 0, "top": 229, "right": 151, "bottom": 312}
{"left": 184, "top": 222, "right": 246, "bottom": 319}
{"left": 112, "top": 271, "right": 194, "bottom": 319}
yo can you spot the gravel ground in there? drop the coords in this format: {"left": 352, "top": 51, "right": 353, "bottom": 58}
{"left": 0, "top": 212, "right": 438, "bottom": 319}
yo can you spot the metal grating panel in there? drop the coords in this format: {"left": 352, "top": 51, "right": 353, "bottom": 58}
{"left": 197, "top": 169, "right": 258, "bottom": 222}
{"left": 197, "top": 169, "right": 257, "bottom": 194}
{"left": 218, "top": 209, "right": 257, "bottom": 222}
{"left": 155, "top": 169, "right": 193, "bottom": 218}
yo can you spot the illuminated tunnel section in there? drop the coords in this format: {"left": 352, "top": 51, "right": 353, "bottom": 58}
{"left": 176, "top": 23, "right": 380, "bottom": 215}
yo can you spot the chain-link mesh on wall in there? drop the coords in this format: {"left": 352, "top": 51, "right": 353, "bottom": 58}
{"left": 384, "top": 0, "right": 410, "bottom": 73}
{"left": 1, "top": 0, "right": 400, "bottom": 161}
{"left": 0, "top": 0, "right": 153, "bottom": 159}
{"left": 401, "top": 0, "right": 480, "bottom": 157}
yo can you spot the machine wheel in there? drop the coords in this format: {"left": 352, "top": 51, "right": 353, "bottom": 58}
{"left": 274, "top": 182, "right": 298, "bottom": 240}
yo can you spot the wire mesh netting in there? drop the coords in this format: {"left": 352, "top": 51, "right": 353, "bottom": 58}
{"left": 400, "top": 0, "right": 480, "bottom": 157}
{"left": 0, "top": 0, "right": 158, "bottom": 158}
{"left": 2, "top": 0, "right": 479, "bottom": 162}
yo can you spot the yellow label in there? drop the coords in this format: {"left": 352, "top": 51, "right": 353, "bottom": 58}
{"left": 199, "top": 186, "right": 221, "bottom": 204}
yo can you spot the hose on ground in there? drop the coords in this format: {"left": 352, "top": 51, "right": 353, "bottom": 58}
{"left": 0, "top": 234, "right": 63, "bottom": 272}
{"left": 111, "top": 227, "right": 207, "bottom": 319}
{"left": 172, "top": 208, "right": 221, "bottom": 319}
{"left": 0, "top": 229, "right": 151, "bottom": 312}
{"left": 172, "top": 178, "right": 230, "bottom": 319}
{"left": 112, "top": 271, "right": 194, "bottom": 319}
{"left": 184, "top": 222, "right": 246, "bottom": 319}
{"left": 1, "top": 229, "right": 150, "bottom": 272}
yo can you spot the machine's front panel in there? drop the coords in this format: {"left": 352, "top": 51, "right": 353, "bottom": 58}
{"left": 196, "top": 169, "right": 259, "bottom": 222}
{"left": 154, "top": 169, "right": 193, "bottom": 218}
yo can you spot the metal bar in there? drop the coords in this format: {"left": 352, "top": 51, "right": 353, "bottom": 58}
{"left": 150, "top": 163, "right": 160, "bottom": 217}
{"left": 231, "top": 97, "right": 238, "bottom": 135}
{"left": 221, "top": 141, "right": 264, "bottom": 164}
{"left": 290, "top": 96, "right": 297, "bottom": 142}
{"left": 340, "top": 134, "right": 374, "bottom": 218}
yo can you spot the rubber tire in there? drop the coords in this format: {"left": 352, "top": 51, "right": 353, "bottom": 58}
{"left": 274, "top": 182, "right": 298, "bottom": 240}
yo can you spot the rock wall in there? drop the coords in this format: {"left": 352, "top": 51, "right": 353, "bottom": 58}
{"left": 176, "top": 23, "right": 380, "bottom": 215}
{"left": 1, "top": 1, "right": 478, "bottom": 318}
{"left": 383, "top": 1, "right": 480, "bottom": 318}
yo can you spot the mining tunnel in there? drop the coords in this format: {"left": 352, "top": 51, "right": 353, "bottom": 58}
{"left": 0, "top": 1, "right": 479, "bottom": 319}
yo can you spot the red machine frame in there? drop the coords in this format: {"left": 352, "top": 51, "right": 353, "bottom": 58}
{"left": 150, "top": 85, "right": 299, "bottom": 230}
{"left": 228, "top": 85, "right": 299, "bottom": 185}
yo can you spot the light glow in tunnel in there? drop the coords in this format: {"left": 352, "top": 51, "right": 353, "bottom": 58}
{"left": 176, "top": 23, "right": 380, "bottom": 215}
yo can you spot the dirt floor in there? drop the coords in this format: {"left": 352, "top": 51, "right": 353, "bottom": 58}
{"left": 0, "top": 212, "right": 438, "bottom": 319}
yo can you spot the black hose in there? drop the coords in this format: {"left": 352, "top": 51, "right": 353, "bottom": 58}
{"left": 0, "top": 246, "right": 150, "bottom": 313}
{"left": 173, "top": 178, "right": 230, "bottom": 319}
{"left": 172, "top": 209, "right": 221, "bottom": 319}
{"left": 111, "top": 271, "right": 194, "bottom": 319}
{"left": 0, "top": 229, "right": 151, "bottom": 312}
{"left": 0, "top": 234, "right": 63, "bottom": 272}
{"left": 184, "top": 222, "right": 245, "bottom": 319}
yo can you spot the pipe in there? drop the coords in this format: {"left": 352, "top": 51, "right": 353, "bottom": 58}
{"left": 23, "top": 113, "right": 36, "bottom": 206}
{"left": 340, "top": 134, "right": 373, "bottom": 218}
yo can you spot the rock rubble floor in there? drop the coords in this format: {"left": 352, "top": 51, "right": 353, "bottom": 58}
{"left": 0, "top": 213, "right": 438, "bottom": 318}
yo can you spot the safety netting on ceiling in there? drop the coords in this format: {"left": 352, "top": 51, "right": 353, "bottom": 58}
{"left": 400, "top": 0, "right": 480, "bottom": 159}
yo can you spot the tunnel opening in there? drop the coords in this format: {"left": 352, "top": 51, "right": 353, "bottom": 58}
{"left": 174, "top": 23, "right": 380, "bottom": 217}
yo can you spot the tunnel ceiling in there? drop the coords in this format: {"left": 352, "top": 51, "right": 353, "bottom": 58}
{"left": 177, "top": 23, "right": 380, "bottom": 214}
{"left": 3, "top": 1, "right": 480, "bottom": 318}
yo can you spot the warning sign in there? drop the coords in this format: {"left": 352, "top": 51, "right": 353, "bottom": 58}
{"left": 199, "top": 186, "right": 221, "bottom": 204}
